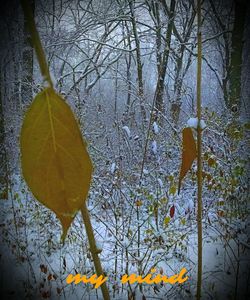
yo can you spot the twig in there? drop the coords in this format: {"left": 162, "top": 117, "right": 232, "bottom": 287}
{"left": 81, "top": 203, "right": 110, "bottom": 300}
{"left": 196, "top": 0, "right": 203, "bottom": 299}
{"left": 20, "top": 0, "right": 53, "bottom": 88}
{"left": 20, "top": 1, "right": 110, "bottom": 298}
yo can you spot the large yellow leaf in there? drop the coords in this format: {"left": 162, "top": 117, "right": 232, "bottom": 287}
{"left": 178, "top": 127, "right": 197, "bottom": 193}
{"left": 20, "top": 87, "right": 93, "bottom": 241}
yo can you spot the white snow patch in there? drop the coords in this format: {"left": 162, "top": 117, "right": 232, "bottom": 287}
{"left": 187, "top": 198, "right": 194, "bottom": 211}
{"left": 200, "top": 119, "right": 207, "bottom": 129}
{"left": 187, "top": 117, "right": 207, "bottom": 129}
{"left": 157, "top": 178, "right": 163, "bottom": 188}
{"left": 151, "top": 140, "right": 157, "bottom": 154}
{"left": 42, "top": 73, "right": 56, "bottom": 88}
{"left": 96, "top": 242, "right": 103, "bottom": 252}
{"left": 42, "top": 78, "right": 51, "bottom": 88}
{"left": 110, "top": 162, "right": 116, "bottom": 174}
{"left": 187, "top": 117, "right": 198, "bottom": 128}
{"left": 152, "top": 121, "right": 159, "bottom": 134}
{"left": 88, "top": 204, "right": 94, "bottom": 210}
{"left": 122, "top": 126, "right": 131, "bottom": 137}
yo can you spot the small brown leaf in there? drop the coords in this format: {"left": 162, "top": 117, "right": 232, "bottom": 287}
{"left": 40, "top": 264, "right": 47, "bottom": 274}
{"left": 178, "top": 127, "right": 197, "bottom": 193}
{"left": 0, "top": 189, "right": 8, "bottom": 200}
{"left": 47, "top": 274, "right": 53, "bottom": 281}
{"left": 41, "top": 291, "right": 50, "bottom": 299}
{"left": 52, "top": 274, "right": 58, "bottom": 280}
{"left": 135, "top": 200, "right": 143, "bottom": 207}
{"left": 170, "top": 205, "right": 175, "bottom": 218}
{"left": 208, "top": 157, "right": 217, "bottom": 167}
{"left": 217, "top": 210, "right": 224, "bottom": 217}
{"left": 19, "top": 256, "right": 26, "bottom": 262}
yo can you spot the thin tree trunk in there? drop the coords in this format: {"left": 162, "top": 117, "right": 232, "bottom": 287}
{"left": 171, "top": 6, "right": 196, "bottom": 124}
{"left": 154, "top": 0, "right": 176, "bottom": 118}
{"left": 21, "top": 0, "right": 34, "bottom": 110}
{"left": 124, "top": 21, "right": 132, "bottom": 119}
{"left": 128, "top": 0, "right": 146, "bottom": 121}
{"left": 0, "top": 68, "right": 8, "bottom": 197}
{"left": 208, "top": 0, "right": 231, "bottom": 109}
{"left": 196, "top": 0, "right": 203, "bottom": 298}
{"left": 114, "top": 60, "right": 119, "bottom": 117}
{"left": 228, "top": 0, "right": 247, "bottom": 112}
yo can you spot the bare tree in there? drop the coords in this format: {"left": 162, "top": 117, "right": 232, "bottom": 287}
{"left": 228, "top": 0, "right": 247, "bottom": 112}
{"left": 21, "top": 0, "right": 34, "bottom": 109}
{"left": 147, "top": 0, "right": 176, "bottom": 117}
{"left": 128, "top": 0, "right": 146, "bottom": 120}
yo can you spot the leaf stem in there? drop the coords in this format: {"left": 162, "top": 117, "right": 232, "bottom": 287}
{"left": 196, "top": 0, "right": 203, "bottom": 299}
{"left": 81, "top": 203, "right": 110, "bottom": 300}
{"left": 20, "top": 0, "right": 53, "bottom": 87}
{"left": 20, "top": 1, "right": 110, "bottom": 299}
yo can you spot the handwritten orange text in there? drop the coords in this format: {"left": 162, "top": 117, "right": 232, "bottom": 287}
{"left": 66, "top": 274, "right": 108, "bottom": 288}
{"left": 66, "top": 268, "right": 188, "bottom": 288}
{"left": 121, "top": 267, "right": 188, "bottom": 285}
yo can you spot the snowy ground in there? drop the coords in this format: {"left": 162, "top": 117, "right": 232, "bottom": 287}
{"left": 0, "top": 172, "right": 249, "bottom": 300}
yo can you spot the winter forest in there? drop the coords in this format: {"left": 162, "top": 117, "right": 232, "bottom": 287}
{"left": 0, "top": 0, "right": 249, "bottom": 299}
